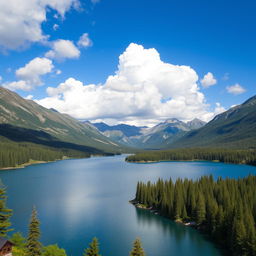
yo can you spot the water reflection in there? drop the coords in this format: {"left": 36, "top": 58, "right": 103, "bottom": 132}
{"left": 135, "top": 206, "right": 221, "bottom": 255}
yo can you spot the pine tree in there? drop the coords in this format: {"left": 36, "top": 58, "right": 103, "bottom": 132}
{"left": 232, "top": 217, "right": 246, "bottom": 256}
{"left": 129, "top": 238, "right": 146, "bottom": 256}
{"left": 0, "top": 182, "right": 12, "bottom": 236}
{"left": 83, "top": 237, "right": 101, "bottom": 256}
{"left": 27, "top": 207, "right": 41, "bottom": 256}
{"left": 195, "top": 193, "right": 206, "bottom": 224}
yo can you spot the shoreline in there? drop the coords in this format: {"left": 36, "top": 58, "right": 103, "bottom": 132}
{"left": 0, "top": 159, "right": 61, "bottom": 171}
{"left": 129, "top": 199, "right": 197, "bottom": 227}
{"left": 129, "top": 199, "right": 230, "bottom": 256}
{"left": 0, "top": 153, "right": 117, "bottom": 171}
{"left": 126, "top": 159, "right": 255, "bottom": 166}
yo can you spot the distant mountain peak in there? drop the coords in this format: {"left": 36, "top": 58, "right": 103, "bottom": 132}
{"left": 186, "top": 118, "right": 206, "bottom": 130}
{"left": 164, "top": 118, "right": 181, "bottom": 124}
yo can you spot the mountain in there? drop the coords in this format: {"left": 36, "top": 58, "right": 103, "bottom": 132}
{"left": 187, "top": 118, "right": 206, "bottom": 130}
{"left": 91, "top": 118, "right": 206, "bottom": 149}
{"left": 0, "top": 87, "right": 126, "bottom": 153}
{"left": 131, "top": 118, "right": 191, "bottom": 149}
{"left": 92, "top": 122, "right": 145, "bottom": 137}
{"left": 171, "top": 95, "right": 256, "bottom": 149}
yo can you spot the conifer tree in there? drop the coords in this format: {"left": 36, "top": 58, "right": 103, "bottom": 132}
{"left": 195, "top": 193, "right": 206, "bottom": 224}
{"left": 0, "top": 183, "right": 12, "bottom": 237}
{"left": 83, "top": 237, "right": 101, "bottom": 256}
{"left": 232, "top": 217, "right": 246, "bottom": 256}
{"left": 27, "top": 207, "right": 41, "bottom": 256}
{"left": 129, "top": 238, "right": 146, "bottom": 256}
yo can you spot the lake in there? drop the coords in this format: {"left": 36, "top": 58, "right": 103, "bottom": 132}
{"left": 1, "top": 155, "right": 256, "bottom": 256}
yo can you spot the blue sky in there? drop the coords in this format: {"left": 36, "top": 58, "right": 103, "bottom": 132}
{"left": 0, "top": 0, "right": 255, "bottom": 125}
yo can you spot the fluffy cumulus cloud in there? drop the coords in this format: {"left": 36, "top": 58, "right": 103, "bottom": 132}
{"left": 77, "top": 33, "right": 93, "bottom": 48}
{"left": 226, "top": 84, "right": 246, "bottom": 95}
{"left": 200, "top": 72, "right": 217, "bottom": 88}
{"left": 45, "top": 39, "right": 80, "bottom": 60}
{"left": 3, "top": 57, "right": 54, "bottom": 91}
{"left": 37, "top": 43, "right": 224, "bottom": 125}
{"left": 0, "top": 0, "right": 79, "bottom": 51}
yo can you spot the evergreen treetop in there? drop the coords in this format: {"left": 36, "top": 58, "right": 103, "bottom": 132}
{"left": 27, "top": 206, "right": 41, "bottom": 256}
{"left": 129, "top": 238, "right": 146, "bottom": 256}
{"left": 83, "top": 237, "right": 101, "bottom": 256}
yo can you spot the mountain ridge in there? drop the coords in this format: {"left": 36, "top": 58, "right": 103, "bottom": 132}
{"left": 170, "top": 95, "right": 256, "bottom": 149}
{"left": 0, "top": 87, "right": 127, "bottom": 153}
{"left": 91, "top": 118, "right": 206, "bottom": 149}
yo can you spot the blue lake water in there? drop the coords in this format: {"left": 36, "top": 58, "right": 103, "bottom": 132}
{"left": 1, "top": 155, "right": 256, "bottom": 256}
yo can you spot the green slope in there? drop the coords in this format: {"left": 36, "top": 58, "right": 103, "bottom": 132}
{"left": 0, "top": 87, "right": 127, "bottom": 153}
{"left": 171, "top": 95, "right": 256, "bottom": 149}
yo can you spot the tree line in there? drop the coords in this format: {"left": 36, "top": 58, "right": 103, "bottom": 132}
{"left": 126, "top": 148, "right": 256, "bottom": 166}
{"left": 0, "top": 139, "right": 91, "bottom": 169}
{"left": 134, "top": 175, "right": 256, "bottom": 256}
{"left": 0, "top": 181, "right": 146, "bottom": 256}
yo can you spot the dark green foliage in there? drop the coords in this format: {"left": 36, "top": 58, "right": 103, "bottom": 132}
{"left": 83, "top": 237, "right": 101, "bottom": 256}
{"left": 27, "top": 207, "right": 41, "bottom": 256}
{"left": 10, "top": 232, "right": 26, "bottom": 248}
{"left": 126, "top": 148, "right": 256, "bottom": 166}
{"left": 42, "top": 244, "right": 67, "bottom": 256}
{"left": 10, "top": 232, "right": 27, "bottom": 256}
{"left": 0, "top": 135, "right": 92, "bottom": 169}
{"left": 0, "top": 183, "right": 12, "bottom": 236}
{"left": 134, "top": 175, "right": 256, "bottom": 256}
{"left": 129, "top": 238, "right": 146, "bottom": 256}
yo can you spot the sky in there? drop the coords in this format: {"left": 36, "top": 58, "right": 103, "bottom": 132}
{"left": 0, "top": 0, "right": 255, "bottom": 126}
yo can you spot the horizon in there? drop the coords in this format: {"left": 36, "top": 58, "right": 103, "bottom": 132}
{"left": 0, "top": 0, "right": 255, "bottom": 126}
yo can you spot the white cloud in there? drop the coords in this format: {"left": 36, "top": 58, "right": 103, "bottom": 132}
{"left": 3, "top": 80, "right": 31, "bottom": 91}
{"left": 0, "top": 0, "right": 80, "bottom": 51}
{"left": 37, "top": 43, "right": 223, "bottom": 125}
{"left": 25, "top": 95, "right": 34, "bottom": 100}
{"left": 214, "top": 102, "right": 225, "bottom": 115}
{"left": 3, "top": 57, "right": 54, "bottom": 91}
{"left": 56, "top": 69, "right": 62, "bottom": 75}
{"left": 77, "top": 33, "right": 93, "bottom": 48}
{"left": 226, "top": 83, "right": 246, "bottom": 95}
{"left": 16, "top": 57, "right": 54, "bottom": 85}
{"left": 45, "top": 39, "right": 80, "bottom": 60}
{"left": 200, "top": 72, "right": 217, "bottom": 88}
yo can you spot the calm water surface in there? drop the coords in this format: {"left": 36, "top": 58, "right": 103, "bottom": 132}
{"left": 1, "top": 155, "right": 256, "bottom": 256}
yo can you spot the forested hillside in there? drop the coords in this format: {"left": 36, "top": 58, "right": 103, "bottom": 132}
{"left": 133, "top": 175, "right": 256, "bottom": 256}
{"left": 0, "top": 137, "right": 92, "bottom": 169}
{"left": 0, "top": 124, "right": 113, "bottom": 169}
{"left": 126, "top": 148, "right": 256, "bottom": 166}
